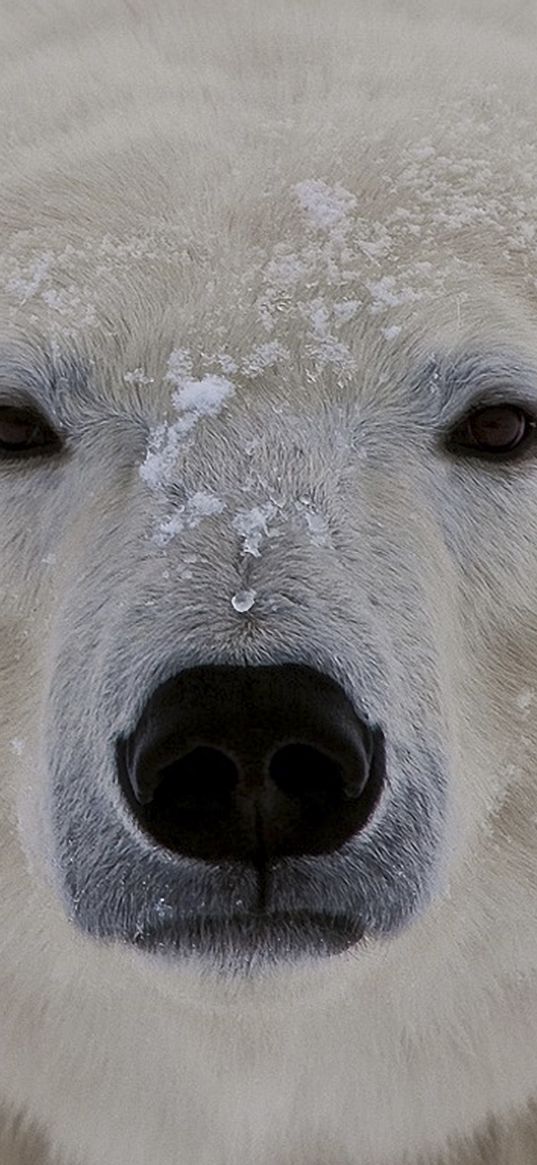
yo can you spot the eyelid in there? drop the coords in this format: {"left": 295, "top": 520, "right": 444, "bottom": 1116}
{"left": 0, "top": 391, "right": 62, "bottom": 432}
{"left": 441, "top": 390, "right": 537, "bottom": 436}
{"left": 421, "top": 350, "right": 537, "bottom": 422}
{"left": 0, "top": 396, "right": 67, "bottom": 466}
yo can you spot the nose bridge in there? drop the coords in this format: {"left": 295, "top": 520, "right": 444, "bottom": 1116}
{"left": 146, "top": 479, "right": 340, "bottom": 631}
{"left": 116, "top": 663, "right": 385, "bottom": 865}
{"left": 153, "top": 481, "right": 332, "bottom": 557}
{"left": 143, "top": 383, "right": 343, "bottom": 562}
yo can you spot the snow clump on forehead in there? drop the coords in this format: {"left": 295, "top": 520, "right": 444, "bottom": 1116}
{"left": 139, "top": 349, "right": 236, "bottom": 490}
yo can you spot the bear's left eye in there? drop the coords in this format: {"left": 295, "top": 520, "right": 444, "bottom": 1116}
{"left": 449, "top": 403, "right": 536, "bottom": 458}
{"left": 0, "top": 405, "right": 61, "bottom": 459}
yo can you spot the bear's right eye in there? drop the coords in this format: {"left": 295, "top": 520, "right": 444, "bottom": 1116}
{"left": 0, "top": 405, "right": 62, "bottom": 459}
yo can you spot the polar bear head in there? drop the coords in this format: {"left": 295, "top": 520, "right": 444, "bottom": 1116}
{"left": 2, "top": 7, "right": 537, "bottom": 991}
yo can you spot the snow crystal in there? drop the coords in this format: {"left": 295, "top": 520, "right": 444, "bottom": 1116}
{"left": 164, "top": 348, "right": 193, "bottom": 382}
{"left": 232, "top": 502, "right": 278, "bottom": 557}
{"left": 294, "top": 500, "right": 331, "bottom": 547}
{"left": 140, "top": 351, "right": 236, "bottom": 490}
{"left": 302, "top": 509, "right": 331, "bottom": 547}
{"left": 333, "top": 300, "right": 361, "bottom": 322}
{"left": 294, "top": 179, "right": 357, "bottom": 231}
{"left": 300, "top": 297, "right": 356, "bottom": 371}
{"left": 265, "top": 252, "right": 305, "bottom": 287}
{"left": 381, "top": 324, "right": 402, "bottom": 341}
{"left": 41, "top": 287, "right": 98, "bottom": 328}
{"left": 124, "top": 368, "right": 154, "bottom": 386}
{"left": 183, "top": 491, "right": 226, "bottom": 524}
{"left": 307, "top": 299, "right": 331, "bottom": 335}
{"left": 242, "top": 341, "right": 289, "bottom": 376}
{"left": 366, "top": 276, "right": 423, "bottom": 313}
{"left": 155, "top": 491, "right": 226, "bottom": 546}
{"left": 10, "top": 739, "right": 25, "bottom": 756}
{"left": 215, "top": 352, "right": 239, "bottom": 375}
{"left": 231, "top": 589, "right": 257, "bottom": 613}
{"left": 171, "top": 373, "right": 235, "bottom": 416}
{"left": 7, "top": 253, "right": 53, "bottom": 302}
{"left": 140, "top": 416, "right": 198, "bottom": 489}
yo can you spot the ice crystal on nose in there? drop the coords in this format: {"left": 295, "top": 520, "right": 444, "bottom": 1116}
{"left": 302, "top": 509, "right": 331, "bottom": 547}
{"left": 155, "top": 491, "right": 226, "bottom": 546}
{"left": 232, "top": 502, "right": 278, "bottom": 557}
{"left": 231, "top": 589, "right": 256, "bottom": 613}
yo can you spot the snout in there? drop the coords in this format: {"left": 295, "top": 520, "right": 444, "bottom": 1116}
{"left": 116, "top": 663, "right": 385, "bottom": 865}
{"left": 56, "top": 657, "right": 444, "bottom": 969}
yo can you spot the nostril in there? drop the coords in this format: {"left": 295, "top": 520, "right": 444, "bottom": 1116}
{"left": 150, "top": 747, "right": 238, "bottom": 813}
{"left": 269, "top": 744, "right": 345, "bottom": 812}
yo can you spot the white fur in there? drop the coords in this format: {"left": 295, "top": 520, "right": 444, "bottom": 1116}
{"left": 2, "top": 1, "right": 537, "bottom": 1161}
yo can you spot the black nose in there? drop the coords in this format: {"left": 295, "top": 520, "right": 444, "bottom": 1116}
{"left": 116, "top": 664, "right": 385, "bottom": 864}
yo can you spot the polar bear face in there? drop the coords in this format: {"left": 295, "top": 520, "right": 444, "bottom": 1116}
{"left": 3, "top": 26, "right": 537, "bottom": 982}
{"left": 3, "top": 223, "right": 537, "bottom": 981}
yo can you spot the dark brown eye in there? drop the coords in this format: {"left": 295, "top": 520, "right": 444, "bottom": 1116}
{"left": 458, "top": 404, "right": 533, "bottom": 455}
{"left": 0, "top": 406, "right": 58, "bottom": 457}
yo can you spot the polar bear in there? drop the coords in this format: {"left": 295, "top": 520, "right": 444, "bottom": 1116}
{"left": 3, "top": 0, "right": 537, "bottom": 1162}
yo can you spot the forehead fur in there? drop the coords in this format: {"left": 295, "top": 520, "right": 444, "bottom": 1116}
{"left": 2, "top": 0, "right": 537, "bottom": 386}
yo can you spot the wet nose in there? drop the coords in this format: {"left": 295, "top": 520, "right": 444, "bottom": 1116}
{"left": 116, "top": 664, "right": 385, "bottom": 863}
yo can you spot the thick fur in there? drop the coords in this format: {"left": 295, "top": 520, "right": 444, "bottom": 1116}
{"left": 2, "top": 1, "right": 537, "bottom": 1162}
